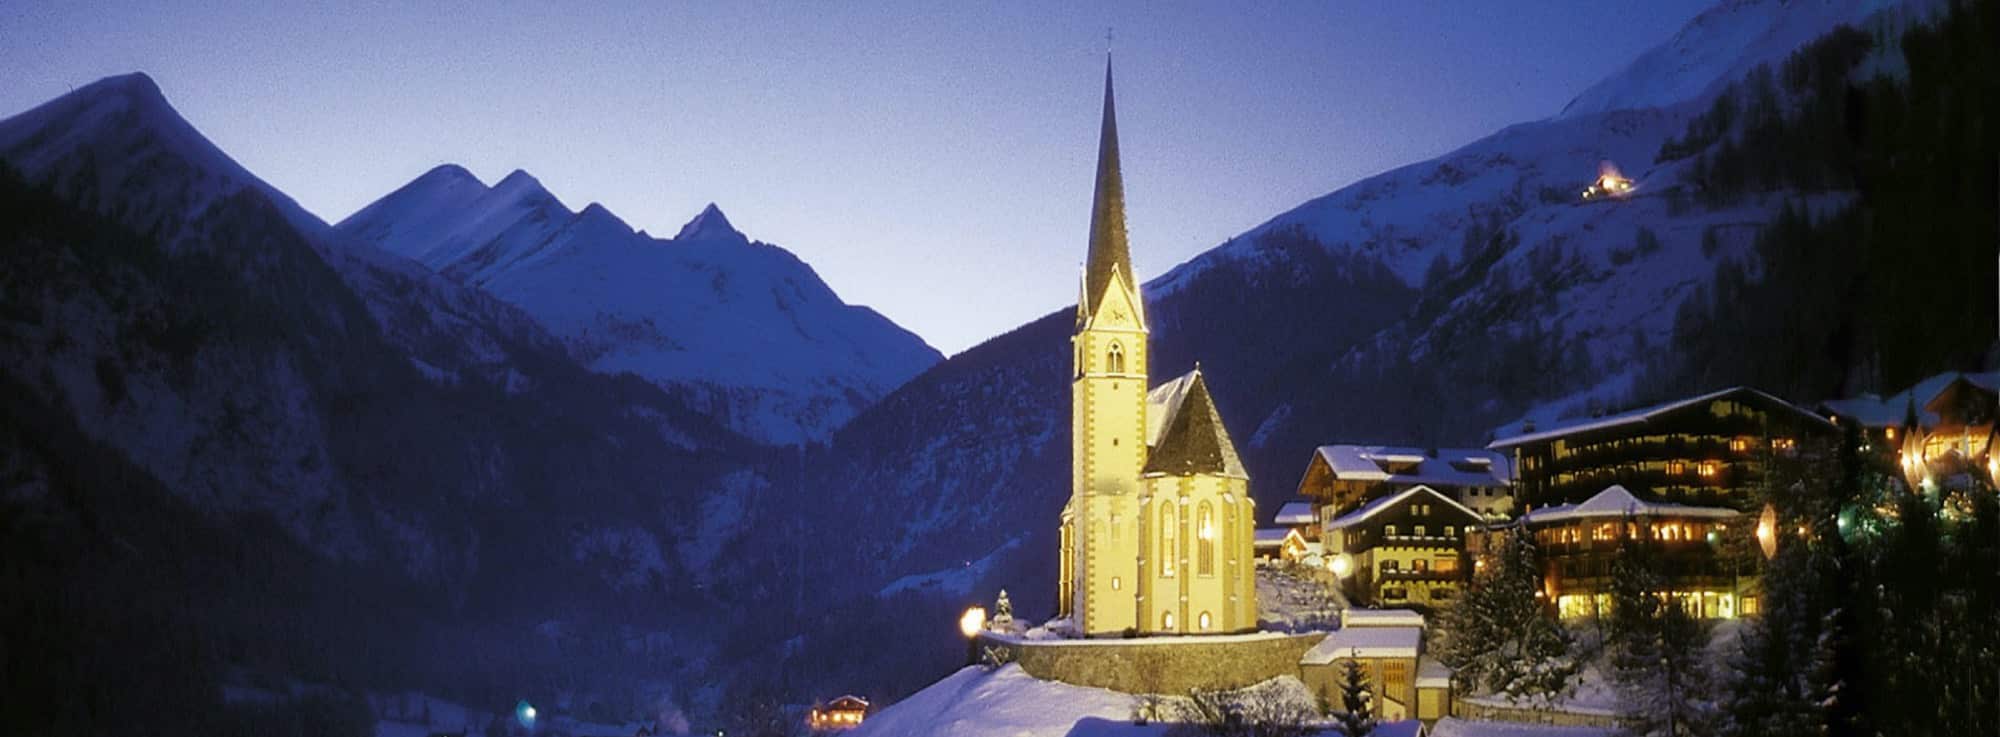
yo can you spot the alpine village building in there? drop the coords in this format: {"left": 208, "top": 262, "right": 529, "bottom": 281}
{"left": 1056, "top": 58, "right": 1257, "bottom": 637}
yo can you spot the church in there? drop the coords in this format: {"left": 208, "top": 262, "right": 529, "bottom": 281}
{"left": 1057, "top": 58, "right": 1258, "bottom": 637}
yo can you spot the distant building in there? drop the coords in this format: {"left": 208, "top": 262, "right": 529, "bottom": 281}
{"left": 1820, "top": 371, "right": 2000, "bottom": 490}
{"left": 1297, "top": 609, "right": 1452, "bottom": 724}
{"left": 1275, "top": 500, "right": 1318, "bottom": 539}
{"left": 1253, "top": 527, "right": 1309, "bottom": 562}
{"left": 1321, "top": 485, "right": 1484, "bottom": 609}
{"left": 1489, "top": 484, "right": 1750, "bottom": 619}
{"left": 808, "top": 695, "right": 869, "bottom": 731}
{"left": 1295, "top": 445, "right": 1514, "bottom": 523}
{"left": 1490, "top": 387, "right": 1837, "bottom": 511}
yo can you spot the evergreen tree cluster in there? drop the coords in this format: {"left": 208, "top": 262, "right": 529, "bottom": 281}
{"left": 1643, "top": 0, "right": 1999, "bottom": 402}
{"left": 1436, "top": 527, "right": 1578, "bottom": 703}
{"left": 1604, "top": 535, "right": 1713, "bottom": 737}
{"left": 1717, "top": 425, "right": 2000, "bottom": 737}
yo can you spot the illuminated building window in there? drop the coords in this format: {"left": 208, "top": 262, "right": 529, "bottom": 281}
{"left": 1415, "top": 525, "right": 1426, "bottom": 537}
{"left": 1730, "top": 437, "right": 1750, "bottom": 452}
{"left": 1698, "top": 461, "right": 1720, "bottom": 478}
{"left": 1197, "top": 503, "right": 1215, "bottom": 576}
{"left": 1444, "top": 526, "right": 1456, "bottom": 538}
{"left": 1160, "top": 504, "right": 1177, "bottom": 577}
{"left": 1773, "top": 437, "right": 1796, "bottom": 453}
{"left": 1106, "top": 341, "right": 1125, "bottom": 374}
{"left": 1162, "top": 611, "right": 1175, "bottom": 630}
{"left": 1413, "top": 559, "right": 1429, "bottom": 573}
{"left": 1111, "top": 576, "right": 1121, "bottom": 591}
{"left": 1381, "top": 560, "right": 1399, "bottom": 573}
{"left": 1668, "top": 460, "right": 1686, "bottom": 475}
{"left": 1385, "top": 525, "right": 1398, "bottom": 538}
{"left": 1110, "top": 513, "right": 1120, "bottom": 541}
{"left": 1198, "top": 611, "right": 1212, "bottom": 631}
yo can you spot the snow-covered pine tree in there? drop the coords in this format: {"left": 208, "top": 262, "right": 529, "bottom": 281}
{"left": 1436, "top": 526, "right": 1576, "bottom": 702}
{"left": 1606, "top": 530, "right": 1712, "bottom": 737}
{"left": 1335, "top": 652, "right": 1376, "bottom": 737}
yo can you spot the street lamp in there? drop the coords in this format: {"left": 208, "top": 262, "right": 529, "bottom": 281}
{"left": 960, "top": 605, "right": 987, "bottom": 666}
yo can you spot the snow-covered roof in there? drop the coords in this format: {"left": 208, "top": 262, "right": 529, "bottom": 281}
{"left": 1253, "top": 528, "right": 1291, "bottom": 548}
{"left": 1817, "top": 370, "right": 1973, "bottom": 429}
{"left": 1517, "top": 485, "right": 1738, "bottom": 526}
{"left": 1341, "top": 608, "right": 1426, "bottom": 629}
{"left": 1301, "top": 626, "right": 1422, "bottom": 663}
{"left": 1327, "top": 485, "right": 1484, "bottom": 531}
{"left": 1312, "top": 445, "right": 1511, "bottom": 487}
{"left": 1416, "top": 657, "right": 1454, "bottom": 688}
{"left": 1275, "top": 501, "right": 1316, "bottom": 525}
{"left": 1143, "top": 368, "right": 1248, "bottom": 478}
{"left": 1490, "top": 387, "right": 1831, "bottom": 449}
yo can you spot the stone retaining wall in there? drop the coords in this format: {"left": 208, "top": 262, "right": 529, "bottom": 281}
{"left": 979, "top": 632, "right": 1326, "bottom": 695}
{"left": 1452, "top": 697, "right": 1626, "bottom": 729}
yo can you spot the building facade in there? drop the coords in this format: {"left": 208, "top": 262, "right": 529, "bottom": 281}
{"left": 1057, "top": 58, "right": 1255, "bottom": 637}
{"left": 1490, "top": 387, "right": 1838, "bottom": 511}
{"left": 1492, "top": 484, "right": 1752, "bottom": 619}
{"left": 1321, "top": 485, "right": 1484, "bottom": 609}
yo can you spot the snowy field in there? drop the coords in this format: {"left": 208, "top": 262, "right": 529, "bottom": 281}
{"left": 1430, "top": 718, "right": 1616, "bottom": 737}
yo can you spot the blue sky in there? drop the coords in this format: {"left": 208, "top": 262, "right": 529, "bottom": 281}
{"left": 1, "top": 1, "right": 1713, "bottom": 354}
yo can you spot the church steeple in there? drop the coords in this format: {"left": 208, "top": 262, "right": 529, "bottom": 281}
{"left": 1080, "top": 55, "right": 1135, "bottom": 326}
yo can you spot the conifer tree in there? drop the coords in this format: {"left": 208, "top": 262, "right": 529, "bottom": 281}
{"left": 1606, "top": 531, "right": 1712, "bottom": 737}
{"left": 1334, "top": 654, "right": 1376, "bottom": 737}
{"left": 1437, "top": 526, "right": 1576, "bottom": 702}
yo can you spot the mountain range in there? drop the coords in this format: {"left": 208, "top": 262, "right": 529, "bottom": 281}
{"left": 337, "top": 166, "right": 940, "bottom": 445}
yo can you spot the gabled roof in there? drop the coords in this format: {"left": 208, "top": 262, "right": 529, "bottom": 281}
{"left": 1275, "top": 501, "right": 1316, "bottom": 525}
{"left": 824, "top": 695, "right": 869, "bottom": 710}
{"left": 1253, "top": 528, "right": 1292, "bottom": 548}
{"left": 1310, "top": 445, "right": 1510, "bottom": 487}
{"left": 1143, "top": 368, "right": 1247, "bottom": 478}
{"left": 1341, "top": 609, "right": 1426, "bottom": 629}
{"left": 1327, "top": 484, "right": 1483, "bottom": 531}
{"left": 1301, "top": 626, "right": 1422, "bottom": 663}
{"left": 1490, "top": 386, "right": 1832, "bottom": 450}
{"left": 1925, "top": 371, "right": 2000, "bottom": 416}
{"left": 1516, "top": 484, "right": 1738, "bottom": 526}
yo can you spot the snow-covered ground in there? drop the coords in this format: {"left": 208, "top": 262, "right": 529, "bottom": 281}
{"left": 1430, "top": 718, "right": 1616, "bottom": 737}
{"left": 848, "top": 665, "right": 1155, "bottom": 737}
{"left": 1257, "top": 563, "right": 1347, "bottom": 632}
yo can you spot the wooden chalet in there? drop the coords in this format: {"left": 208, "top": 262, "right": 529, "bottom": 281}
{"left": 1321, "top": 485, "right": 1483, "bottom": 608}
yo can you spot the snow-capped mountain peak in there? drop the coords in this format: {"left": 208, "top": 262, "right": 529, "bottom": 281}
{"left": 1557, "top": 0, "right": 1929, "bottom": 119}
{"left": 673, "top": 202, "right": 747, "bottom": 245}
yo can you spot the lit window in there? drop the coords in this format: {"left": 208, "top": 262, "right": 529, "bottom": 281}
{"left": 1774, "top": 437, "right": 1796, "bottom": 454}
{"left": 1668, "top": 461, "right": 1686, "bottom": 475}
{"left": 1197, "top": 503, "right": 1215, "bottom": 576}
{"left": 1198, "top": 611, "right": 1213, "bottom": 631}
{"left": 1161, "top": 504, "right": 1177, "bottom": 577}
{"left": 1445, "top": 526, "right": 1456, "bottom": 538}
{"left": 1413, "top": 559, "right": 1429, "bottom": 573}
{"left": 1381, "top": 560, "right": 1399, "bottom": 573}
{"left": 1162, "top": 611, "right": 1175, "bottom": 630}
{"left": 1730, "top": 438, "right": 1750, "bottom": 452}
{"left": 1106, "top": 341, "right": 1125, "bottom": 374}
{"left": 1385, "top": 525, "right": 1398, "bottom": 537}
{"left": 1110, "top": 513, "right": 1120, "bottom": 541}
{"left": 1112, "top": 576, "right": 1121, "bottom": 591}
{"left": 1698, "top": 461, "right": 1720, "bottom": 478}
{"left": 1414, "top": 525, "right": 1426, "bottom": 537}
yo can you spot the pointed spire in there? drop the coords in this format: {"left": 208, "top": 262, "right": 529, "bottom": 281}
{"left": 1080, "top": 54, "right": 1134, "bottom": 325}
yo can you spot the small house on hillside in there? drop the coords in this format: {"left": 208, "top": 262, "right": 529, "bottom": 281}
{"left": 1296, "top": 445, "right": 1514, "bottom": 523}
{"left": 808, "top": 695, "right": 869, "bottom": 731}
{"left": 1321, "top": 485, "right": 1483, "bottom": 608}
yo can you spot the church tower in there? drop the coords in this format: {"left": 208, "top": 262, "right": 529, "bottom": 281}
{"left": 1059, "top": 56, "right": 1149, "bottom": 636}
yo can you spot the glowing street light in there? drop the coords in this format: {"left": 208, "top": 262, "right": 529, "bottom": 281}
{"left": 1756, "top": 504, "right": 1778, "bottom": 560}
{"left": 1329, "top": 553, "right": 1353, "bottom": 579}
{"left": 959, "top": 606, "right": 987, "bottom": 638}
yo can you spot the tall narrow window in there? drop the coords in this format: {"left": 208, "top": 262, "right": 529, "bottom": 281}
{"left": 1161, "top": 504, "right": 1177, "bottom": 577}
{"left": 1107, "top": 341, "right": 1125, "bottom": 374}
{"left": 1197, "top": 503, "right": 1216, "bottom": 576}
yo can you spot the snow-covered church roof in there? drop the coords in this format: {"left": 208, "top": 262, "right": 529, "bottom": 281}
{"left": 1143, "top": 368, "right": 1247, "bottom": 478}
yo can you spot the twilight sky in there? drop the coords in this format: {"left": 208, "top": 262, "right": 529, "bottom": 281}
{"left": 1, "top": 1, "right": 1712, "bottom": 355}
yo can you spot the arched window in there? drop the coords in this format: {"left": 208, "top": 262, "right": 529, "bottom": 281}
{"left": 1162, "top": 611, "right": 1176, "bottom": 630}
{"left": 1107, "top": 341, "right": 1125, "bottom": 374}
{"left": 1197, "top": 502, "right": 1215, "bottom": 576}
{"left": 1198, "top": 611, "right": 1213, "bottom": 631}
{"left": 1161, "top": 504, "right": 1177, "bottom": 577}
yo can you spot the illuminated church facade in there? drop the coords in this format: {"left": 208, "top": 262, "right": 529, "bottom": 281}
{"left": 1057, "top": 59, "right": 1258, "bottom": 637}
